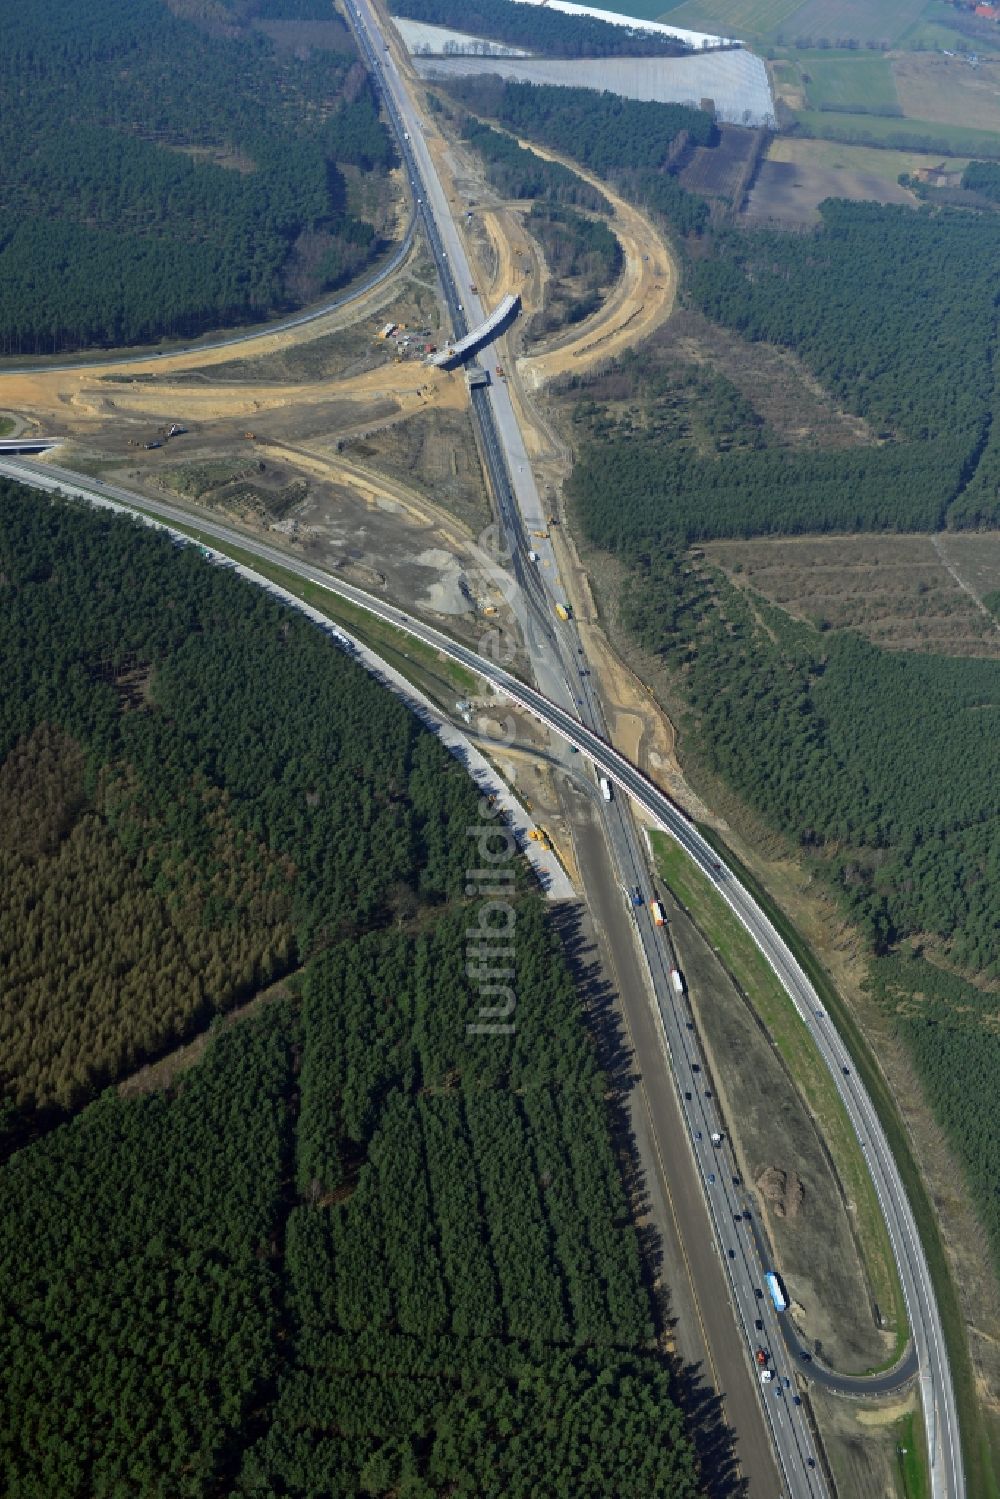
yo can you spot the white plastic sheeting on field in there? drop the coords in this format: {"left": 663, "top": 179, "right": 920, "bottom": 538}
{"left": 393, "top": 18, "right": 531, "bottom": 56}
{"left": 412, "top": 49, "right": 777, "bottom": 129}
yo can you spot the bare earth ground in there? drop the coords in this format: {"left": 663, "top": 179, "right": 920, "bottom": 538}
{"left": 618, "top": 305, "right": 877, "bottom": 451}
{"left": 745, "top": 156, "right": 917, "bottom": 227}
{"left": 892, "top": 50, "right": 1000, "bottom": 132}
{"left": 810, "top": 1386, "right": 918, "bottom": 1499}
{"left": 704, "top": 532, "right": 1000, "bottom": 657}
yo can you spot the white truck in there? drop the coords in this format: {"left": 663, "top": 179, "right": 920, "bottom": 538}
{"left": 670, "top": 966, "right": 685, "bottom": 994}
{"left": 599, "top": 776, "right": 612, "bottom": 802}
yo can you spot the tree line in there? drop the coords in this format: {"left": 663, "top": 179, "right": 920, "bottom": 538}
{"left": 459, "top": 118, "right": 612, "bottom": 212}
{"left": 392, "top": 0, "right": 691, "bottom": 58}
{"left": 442, "top": 75, "right": 712, "bottom": 237}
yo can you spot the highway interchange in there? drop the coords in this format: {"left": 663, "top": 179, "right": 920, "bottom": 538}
{"left": 344, "top": 10, "right": 963, "bottom": 1498}
{"left": 0, "top": 9, "right": 965, "bottom": 1495}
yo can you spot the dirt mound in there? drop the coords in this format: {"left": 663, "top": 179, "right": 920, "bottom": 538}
{"left": 756, "top": 1165, "right": 805, "bottom": 1221}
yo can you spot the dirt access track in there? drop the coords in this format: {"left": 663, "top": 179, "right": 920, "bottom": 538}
{"left": 433, "top": 124, "right": 677, "bottom": 391}
{"left": 511, "top": 141, "right": 676, "bottom": 389}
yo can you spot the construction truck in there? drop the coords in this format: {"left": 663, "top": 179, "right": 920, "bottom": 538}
{"left": 554, "top": 603, "right": 571, "bottom": 622}
{"left": 650, "top": 900, "right": 667, "bottom": 927}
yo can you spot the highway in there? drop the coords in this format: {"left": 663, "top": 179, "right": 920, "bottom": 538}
{"left": 4, "top": 447, "right": 950, "bottom": 1493}
{"left": 0, "top": 215, "right": 417, "bottom": 377}
{"left": 341, "top": 9, "right": 956, "bottom": 1496}
{"left": 0, "top": 7, "right": 965, "bottom": 1494}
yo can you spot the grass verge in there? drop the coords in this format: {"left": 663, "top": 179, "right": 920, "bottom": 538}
{"left": 649, "top": 828, "right": 907, "bottom": 1366}
{"left": 689, "top": 824, "right": 998, "bottom": 1499}
{"left": 895, "top": 1409, "right": 929, "bottom": 1499}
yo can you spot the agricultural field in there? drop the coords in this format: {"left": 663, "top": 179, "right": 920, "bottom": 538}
{"left": 653, "top": 0, "right": 808, "bottom": 42}
{"left": 766, "top": 135, "right": 969, "bottom": 187}
{"left": 799, "top": 51, "right": 899, "bottom": 112}
{"left": 791, "top": 106, "right": 1000, "bottom": 155}
{"left": 893, "top": 51, "right": 1000, "bottom": 133}
{"left": 702, "top": 533, "right": 1000, "bottom": 657}
{"left": 779, "top": 0, "right": 928, "bottom": 47}
{"left": 653, "top": 0, "right": 927, "bottom": 44}
{"left": 744, "top": 150, "right": 915, "bottom": 224}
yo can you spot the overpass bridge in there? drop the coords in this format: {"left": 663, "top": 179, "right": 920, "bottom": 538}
{"left": 428, "top": 292, "right": 520, "bottom": 367}
{"left": 0, "top": 437, "right": 60, "bottom": 454}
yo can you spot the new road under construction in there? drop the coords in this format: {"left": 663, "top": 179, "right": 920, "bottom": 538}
{"left": 0, "top": 6, "right": 964, "bottom": 1494}
{"left": 428, "top": 292, "right": 521, "bottom": 367}
{"left": 0, "top": 0, "right": 963, "bottom": 1491}
{"left": 342, "top": 8, "right": 963, "bottom": 1499}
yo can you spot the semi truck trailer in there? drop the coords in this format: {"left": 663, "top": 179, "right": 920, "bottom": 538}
{"left": 765, "top": 1272, "right": 788, "bottom": 1313}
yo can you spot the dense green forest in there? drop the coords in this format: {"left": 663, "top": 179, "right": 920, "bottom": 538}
{"left": 554, "top": 185, "right": 1000, "bottom": 1269}
{"left": 0, "top": 479, "right": 477, "bottom": 1116}
{"left": 459, "top": 119, "right": 611, "bottom": 212}
{"left": 566, "top": 200, "right": 1000, "bottom": 543}
{"left": 0, "top": 486, "right": 705, "bottom": 1495}
{"left": 440, "top": 76, "right": 711, "bottom": 235}
{"left": 0, "top": 0, "right": 392, "bottom": 352}
{"left": 391, "top": 0, "right": 690, "bottom": 57}
{"left": 443, "top": 76, "right": 716, "bottom": 168}
{"left": 961, "top": 160, "right": 1000, "bottom": 199}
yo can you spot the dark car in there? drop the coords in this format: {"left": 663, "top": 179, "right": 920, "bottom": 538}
{"left": 842, "top": 1066, "right": 851, "bottom": 1076}
{"left": 754, "top": 1288, "right": 764, "bottom": 1299}
{"left": 754, "top": 1318, "right": 764, "bottom": 1331}
{"left": 684, "top": 1090, "right": 692, "bottom": 1101}
{"left": 691, "top": 1063, "right": 701, "bottom": 1073}
{"left": 793, "top": 1395, "right": 802, "bottom": 1406}
{"left": 727, "top": 1248, "right": 735, "bottom": 1260}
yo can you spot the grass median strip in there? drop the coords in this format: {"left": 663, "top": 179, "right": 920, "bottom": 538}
{"left": 679, "top": 826, "right": 997, "bottom": 1498}
{"left": 649, "top": 828, "right": 907, "bottom": 1364}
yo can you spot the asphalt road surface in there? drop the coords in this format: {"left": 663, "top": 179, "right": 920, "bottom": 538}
{"left": 338, "top": 11, "right": 958, "bottom": 1496}
{"left": 0, "top": 16, "right": 965, "bottom": 1495}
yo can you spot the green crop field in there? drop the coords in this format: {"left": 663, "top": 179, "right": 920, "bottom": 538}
{"left": 785, "top": 0, "right": 930, "bottom": 46}
{"left": 802, "top": 53, "right": 899, "bottom": 112}
{"left": 653, "top": 0, "right": 804, "bottom": 38}
{"left": 792, "top": 106, "right": 1000, "bottom": 155}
